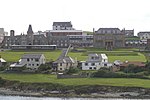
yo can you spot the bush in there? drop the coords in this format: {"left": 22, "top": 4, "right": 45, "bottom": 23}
{"left": 123, "top": 64, "right": 145, "bottom": 73}
{"left": 38, "top": 63, "right": 52, "bottom": 72}
{"left": 92, "top": 69, "right": 146, "bottom": 78}
{"left": 65, "top": 67, "right": 80, "bottom": 75}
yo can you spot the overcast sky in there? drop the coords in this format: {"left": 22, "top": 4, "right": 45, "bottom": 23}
{"left": 0, "top": 0, "right": 150, "bottom": 35}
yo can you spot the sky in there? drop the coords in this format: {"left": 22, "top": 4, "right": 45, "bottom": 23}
{"left": 0, "top": 0, "right": 150, "bottom": 35}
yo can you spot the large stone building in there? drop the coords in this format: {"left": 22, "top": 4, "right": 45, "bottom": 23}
{"left": 1, "top": 22, "right": 85, "bottom": 49}
{"left": 138, "top": 31, "right": 150, "bottom": 40}
{"left": 46, "top": 22, "right": 83, "bottom": 48}
{"left": 1, "top": 25, "right": 51, "bottom": 49}
{"left": 53, "top": 22, "right": 74, "bottom": 30}
{"left": 94, "top": 28, "right": 125, "bottom": 50}
{"left": 124, "top": 29, "right": 134, "bottom": 37}
{"left": 0, "top": 28, "right": 8, "bottom": 44}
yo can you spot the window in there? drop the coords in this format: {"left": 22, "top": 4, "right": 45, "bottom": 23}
{"left": 104, "top": 64, "right": 107, "bottom": 66}
{"left": 27, "top": 58, "right": 29, "bottom": 62}
{"left": 85, "top": 63, "right": 88, "bottom": 66}
{"left": 35, "top": 58, "right": 39, "bottom": 62}
{"left": 32, "top": 64, "right": 34, "bottom": 66}
{"left": 91, "top": 57, "right": 94, "bottom": 59}
{"left": 37, "top": 64, "right": 39, "bottom": 66}
{"left": 94, "top": 67, "right": 96, "bottom": 70}
{"left": 60, "top": 63, "right": 62, "bottom": 66}
{"left": 28, "top": 64, "right": 31, "bottom": 66}
{"left": 104, "top": 59, "right": 105, "bottom": 62}
{"left": 31, "top": 58, "right": 33, "bottom": 61}
{"left": 91, "top": 63, "right": 95, "bottom": 66}
{"left": 89, "top": 67, "right": 92, "bottom": 69}
{"left": 60, "top": 68, "right": 62, "bottom": 70}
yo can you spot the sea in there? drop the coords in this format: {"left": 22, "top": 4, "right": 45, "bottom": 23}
{"left": 0, "top": 96, "right": 146, "bottom": 100}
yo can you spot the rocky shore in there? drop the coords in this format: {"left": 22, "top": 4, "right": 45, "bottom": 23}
{"left": 1, "top": 86, "right": 150, "bottom": 99}
{"left": 1, "top": 78, "right": 150, "bottom": 98}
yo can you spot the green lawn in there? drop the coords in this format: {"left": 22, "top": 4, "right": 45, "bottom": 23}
{"left": 108, "top": 53, "right": 146, "bottom": 62}
{"left": 0, "top": 73, "right": 150, "bottom": 88}
{"left": 0, "top": 50, "right": 61, "bottom": 62}
{"left": 69, "top": 49, "right": 146, "bottom": 62}
{"left": 0, "top": 48, "right": 147, "bottom": 62}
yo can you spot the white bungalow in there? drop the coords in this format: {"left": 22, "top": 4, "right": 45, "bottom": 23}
{"left": 81, "top": 53, "right": 111, "bottom": 70}
{"left": 10, "top": 54, "right": 45, "bottom": 70}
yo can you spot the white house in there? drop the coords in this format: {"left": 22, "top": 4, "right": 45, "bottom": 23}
{"left": 81, "top": 53, "right": 111, "bottom": 70}
{"left": 10, "top": 54, "right": 45, "bottom": 70}
{"left": 53, "top": 56, "right": 77, "bottom": 71}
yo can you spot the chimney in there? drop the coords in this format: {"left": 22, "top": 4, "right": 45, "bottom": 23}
{"left": 10, "top": 30, "right": 15, "bottom": 36}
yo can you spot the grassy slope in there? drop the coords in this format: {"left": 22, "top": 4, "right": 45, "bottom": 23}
{"left": 0, "top": 73, "right": 150, "bottom": 88}
{"left": 0, "top": 50, "right": 61, "bottom": 62}
{"left": 0, "top": 48, "right": 147, "bottom": 62}
{"left": 68, "top": 48, "right": 146, "bottom": 62}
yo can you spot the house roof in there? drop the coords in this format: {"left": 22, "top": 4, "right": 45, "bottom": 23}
{"left": 120, "top": 61, "right": 145, "bottom": 67}
{"left": 95, "top": 28, "right": 122, "bottom": 34}
{"left": 53, "top": 22, "right": 72, "bottom": 27}
{"left": 101, "top": 54, "right": 108, "bottom": 59}
{"left": 54, "top": 56, "right": 75, "bottom": 63}
{"left": 21, "top": 54, "right": 44, "bottom": 59}
{"left": 88, "top": 53, "right": 99, "bottom": 57}
{"left": 0, "top": 58, "right": 6, "bottom": 62}
{"left": 138, "top": 32, "right": 150, "bottom": 36}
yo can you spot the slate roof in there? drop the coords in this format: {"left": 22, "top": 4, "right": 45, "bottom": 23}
{"left": 138, "top": 32, "right": 150, "bottom": 36}
{"left": 54, "top": 56, "right": 75, "bottom": 63}
{"left": 53, "top": 22, "right": 72, "bottom": 27}
{"left": 95, "top": 28, "right": 122, "bottom": 34}
{"left": 21, "top": 54, "right": 43, "bottom": 59}
{"left": 0, "top": 58, "right": 6, "bottom": 62}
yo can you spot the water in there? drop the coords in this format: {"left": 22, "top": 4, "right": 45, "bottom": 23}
{"left": 0, "top": 96, "right": 145, "bottom": 100}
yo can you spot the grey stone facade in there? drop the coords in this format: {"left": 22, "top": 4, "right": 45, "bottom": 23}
{"left": 94, "top": 28, "right": 125, "bottom": 50}
{"left": 124, "top": 29, "right": 134, "bottom": 37}
{"left": 53, "top": 22, "right": 74, "bottom": 30}
{"left": 1, "top": 25, "right": 48, "bottom": 49}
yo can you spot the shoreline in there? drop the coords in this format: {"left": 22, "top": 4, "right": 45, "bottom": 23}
{"left": 0, "top": 87, "right": 150, "bottom": 99}
{"left": 0, "top": 78, "right": 150, "bottom": 99}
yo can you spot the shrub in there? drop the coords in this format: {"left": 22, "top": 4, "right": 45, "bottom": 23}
{"left": 92, "top": 69, "right": 146, "bottom": 78}
{"left": 123, "top": 64, "right": 145, "bottom": 73}
{"left": 65, "top": 67, "right": 80, "bottom": 75}
{"left": 38, "top": 63, "right": 52, "bottom": 72}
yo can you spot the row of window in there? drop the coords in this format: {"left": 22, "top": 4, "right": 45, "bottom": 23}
{"left": 28, "top": 63, "right": 39, "bottom": 66}
{"left": 85, "top": 63, "right": 97, "bottom": 66}
{"left": 89, "top": 67, "right": 96, "bottom": 70}
{"left": 27, "top": 58, "right": 39, "bottom": 62}
{"left": 84, "top": 63, "right": 107, "bottom": 66}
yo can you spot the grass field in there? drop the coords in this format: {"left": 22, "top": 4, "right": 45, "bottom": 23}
{"left": 68, "top": 48, "right": 146, "bottom": 62}
{"left": 0, "top": 48, "right": 147, "bottom": 62}
{"left": 0, "top": 73, "right": 150, "bottom": 88}
{"left": 0, "top": 50, "right": 61, "bottom": 62}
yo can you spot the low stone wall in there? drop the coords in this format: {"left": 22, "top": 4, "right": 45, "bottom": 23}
{"left": 57, "top": 74, "right": 87, "bottom": 79}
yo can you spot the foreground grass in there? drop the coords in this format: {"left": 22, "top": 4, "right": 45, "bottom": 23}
{"left": 0, "top": 73, "right": 150, "bottom": 88}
